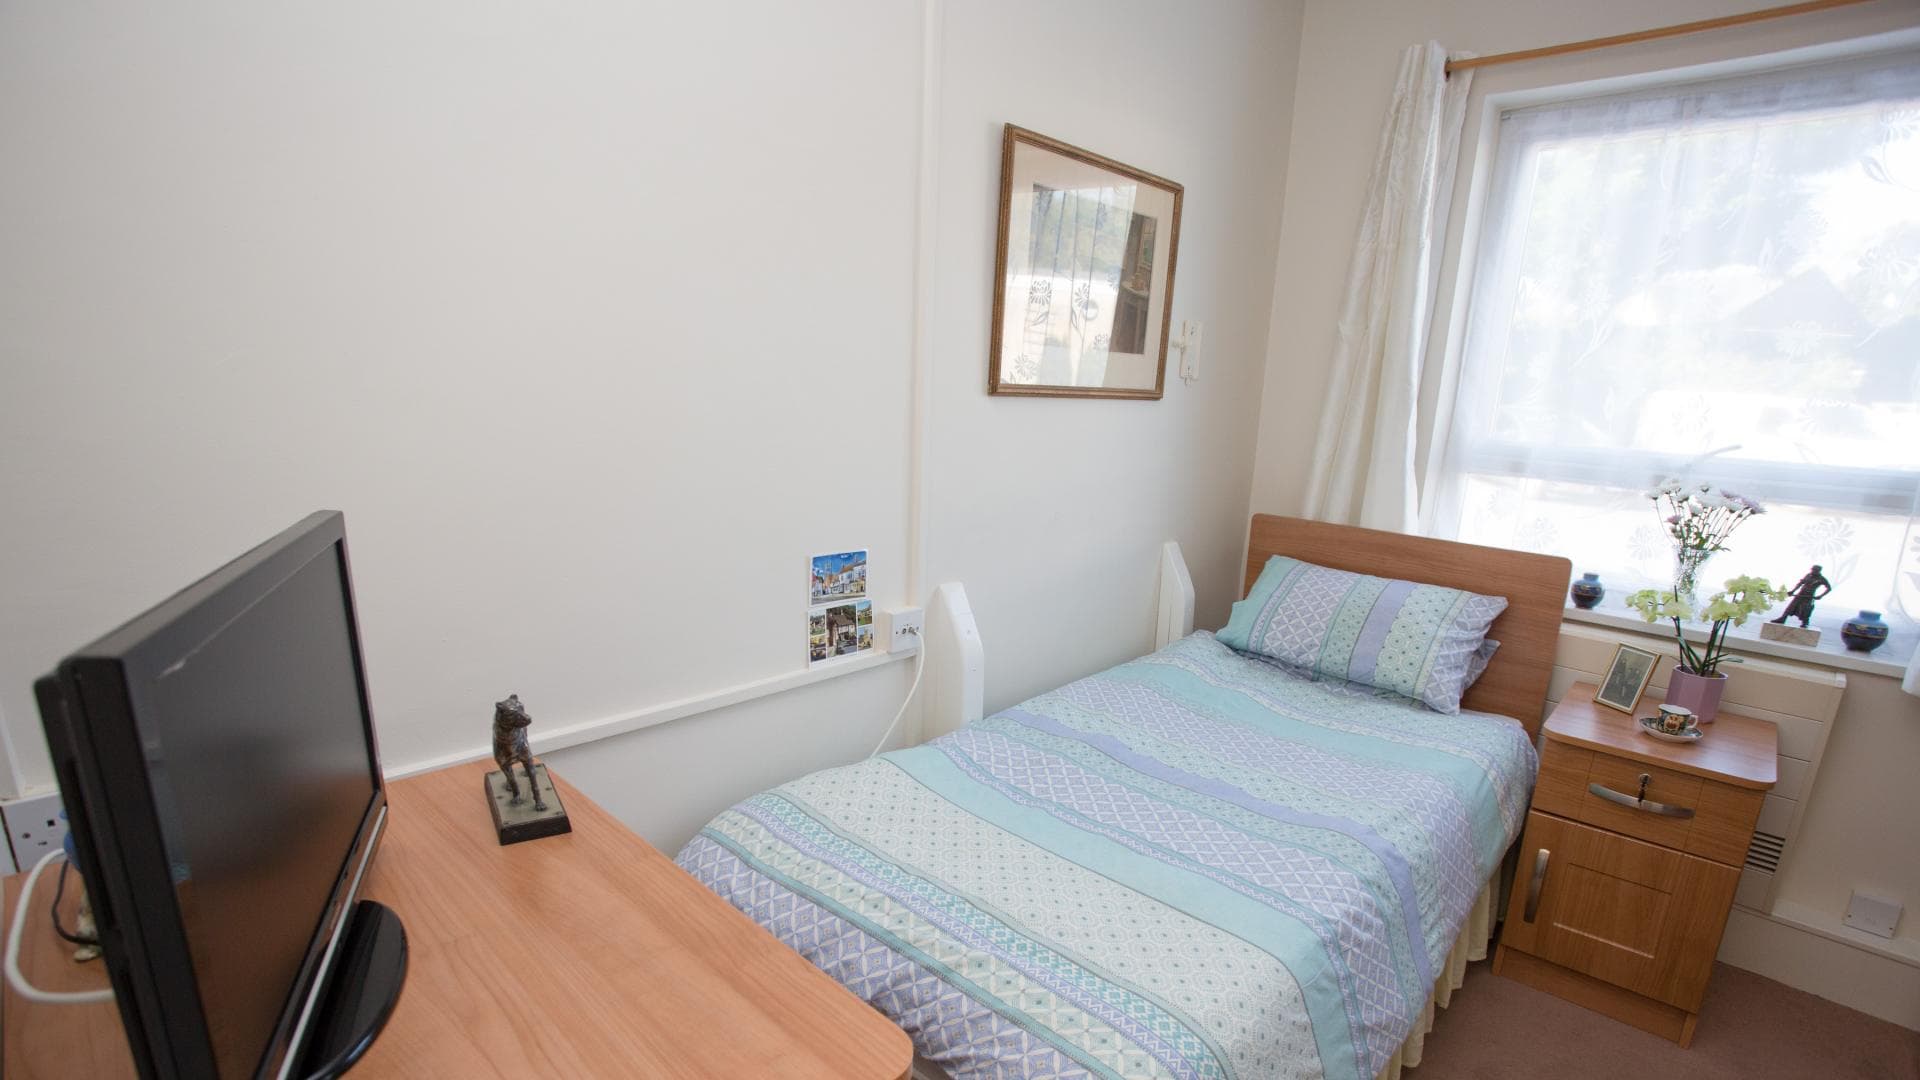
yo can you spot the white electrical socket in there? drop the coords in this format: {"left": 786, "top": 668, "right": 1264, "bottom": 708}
{"left": 2, "top": 791, "right": 68, "bottom": 874}
{"left": 882, "top": 606, "right": 924, "bottom": 656}
{"left": 1843, "top": 890, "right": 1902, "bottom": 939}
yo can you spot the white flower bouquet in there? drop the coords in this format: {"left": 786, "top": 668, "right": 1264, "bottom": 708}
{"left": 1646, "top": 477, "right": 1765, "bottom": 556}
{"left": 1646, "top": 477, "right": 1765, "bottom": 603}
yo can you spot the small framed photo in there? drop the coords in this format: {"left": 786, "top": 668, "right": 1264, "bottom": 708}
{"left": 1595, "top": 643, "right": 1659, "bottom": 715}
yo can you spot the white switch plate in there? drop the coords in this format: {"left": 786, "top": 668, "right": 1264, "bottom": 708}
{"left": 1178, "top": 320, "right": 1203, "bottom": 382}
{"left": 881, "top": 606, "right": 924, "bottom": 656}
{"left": 1843, "top": 890, "right": 1902, "bottom": 939}
{"left": 1, "top": 791, "right": 68, "bottom": 874}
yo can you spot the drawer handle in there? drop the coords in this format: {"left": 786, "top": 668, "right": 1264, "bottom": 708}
{"left": 1588, "top": 777, "right": 1695, "bottom": 819}
{"left": 1524, "top": 848, "right": 1550, "bottom": 922}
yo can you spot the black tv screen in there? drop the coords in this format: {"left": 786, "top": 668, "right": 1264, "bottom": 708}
{"left": 35, "top": 511, "right": 396, "bottom": 1079}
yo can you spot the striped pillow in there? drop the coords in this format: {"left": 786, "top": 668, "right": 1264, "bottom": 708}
{"left": 1218, "top": 555, "right": 1508, "bottom": 714}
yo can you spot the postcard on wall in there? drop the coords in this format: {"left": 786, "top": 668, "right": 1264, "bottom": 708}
{"left": 809, "top": 598, "right": 873, "bottom": 667}
{"left": 809, "top": 550, "right": 872, "bottom": 667}
{"left": 810, "top": 550, "right": 867, "bottom": 605}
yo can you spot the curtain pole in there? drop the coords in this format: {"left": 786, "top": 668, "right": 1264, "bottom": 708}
{"left": 1445, "top": 0, "right": 1873, "bottom": 76}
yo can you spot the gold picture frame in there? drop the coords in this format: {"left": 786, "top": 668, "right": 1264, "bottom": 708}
{"left": 1595, "top": 643, "right": 1660, "bottom": 715}
{"left": 988, "top": 125, "right": 1183, "bottom": 399}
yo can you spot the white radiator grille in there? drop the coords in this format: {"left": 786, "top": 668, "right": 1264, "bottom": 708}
{"left": 1745, "top": 829, "right": 1786, "bottom": 874}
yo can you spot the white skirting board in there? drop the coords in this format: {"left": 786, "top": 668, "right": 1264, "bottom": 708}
{"left": 1719, "top": 905, "right": 1920, "bottom": 1031}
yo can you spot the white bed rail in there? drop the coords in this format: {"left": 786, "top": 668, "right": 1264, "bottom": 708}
{"left": 1156, "top": 540, "right": 1195, "bottom": 649}
{"left": 923, "top": 582, "right": 984, "bottom": 743}
{"left": 920, "top": 541, "right": 1192, "bottom": 744}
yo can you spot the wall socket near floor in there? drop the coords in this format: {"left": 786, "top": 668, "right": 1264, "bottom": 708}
{"left": 1, "top": 791, "right": 68, "bottom": 875}
{"left": 881, "top": 606, "right": 924, "bottom": 656}
{"left": 1843, "top": 890, "right": 1902, "bottom": 939}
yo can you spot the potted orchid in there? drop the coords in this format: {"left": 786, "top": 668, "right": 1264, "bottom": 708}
{"left": 1625, "top": 576, "right": 1785, "bottom": 722}
{"left": 1646, "top": 478, "right": 1765, "bottom": 604}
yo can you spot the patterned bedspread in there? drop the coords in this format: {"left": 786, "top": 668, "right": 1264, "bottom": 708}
{"left": 677, "top": 633, "right": 1536, "bottom": 1080}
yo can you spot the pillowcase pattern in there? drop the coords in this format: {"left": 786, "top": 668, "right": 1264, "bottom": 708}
{"left": 1465, "top": 639, "right": 1500, "bottom": 689}
{"left": 1218, "top": 555, "right": 1507, "bottom": 714}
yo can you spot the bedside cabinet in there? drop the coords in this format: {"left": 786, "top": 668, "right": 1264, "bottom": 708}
{"left": 1494, "top": 682, "right": 1777, "bottom": 1047}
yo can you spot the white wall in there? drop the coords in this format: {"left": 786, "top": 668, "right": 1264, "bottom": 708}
{"left": 1716, "top": 669, "right": 1920, "bottom": 1030}
{"left": 925, "top": 0, "right": 1302, "bottom": 714}
{"left": 569, "top": 0, "right": 1307, "bottom": 846}
{"left": 1245, "top": 0, "right": 1920, "bottom": 1026}
{"left": 0, "top": 2, "right": 1304, "bottom": 852}
{"left": 0, "top": 2, "right": 920, "bottom": 804}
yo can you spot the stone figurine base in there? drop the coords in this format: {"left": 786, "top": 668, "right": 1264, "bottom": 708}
{"left": 1759, "top": 622, "right": 1820, "bottom": 647}
{"left": 485, "top": 763, "right": 572, "bottom": 846}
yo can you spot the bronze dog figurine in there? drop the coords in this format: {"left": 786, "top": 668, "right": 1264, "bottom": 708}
{"left": 491, "top": 694, "right": 547, "bottom": 811}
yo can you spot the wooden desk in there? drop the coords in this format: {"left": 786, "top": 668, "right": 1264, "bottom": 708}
{"left": 3, "top": 762, "right": 913, "bottom": 1079}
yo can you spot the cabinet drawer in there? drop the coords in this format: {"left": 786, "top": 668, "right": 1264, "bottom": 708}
{"left": 1535, "top": 740, "right": 1763, "bottom": 865}
{"left": 1501, "top": 811, "right": 1740, "bottom": 1012}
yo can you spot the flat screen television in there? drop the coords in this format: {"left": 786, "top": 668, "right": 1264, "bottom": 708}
{"left": 32, "top": 511, "right": 406, "bottom": 1079}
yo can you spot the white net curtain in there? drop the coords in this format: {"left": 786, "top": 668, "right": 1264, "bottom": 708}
{"left": 1431, "top": 50, "right": 1920, "bottom": 657}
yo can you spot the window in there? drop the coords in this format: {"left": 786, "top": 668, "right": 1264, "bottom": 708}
{"left": 1434, "top": 51, "right": 1920, "bottom": 659}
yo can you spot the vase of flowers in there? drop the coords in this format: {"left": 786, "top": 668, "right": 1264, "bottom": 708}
{"left": 1647, "top": 479, "right": 1765, "bottom": 605}
{"left": 1626, "top": 576, "right": 1783, "bottom": 723}
{"left": 1673, "top": 549, "right": 1712, "bottom": 610}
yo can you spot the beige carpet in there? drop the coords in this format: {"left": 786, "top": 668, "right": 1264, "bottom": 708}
{"left": 1410, "top": 960, "right": 1920, "bottom": 1079}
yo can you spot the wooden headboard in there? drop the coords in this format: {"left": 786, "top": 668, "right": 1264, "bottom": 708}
{"left": 1244, "top": 514, "right": 1572, "bottom": 736}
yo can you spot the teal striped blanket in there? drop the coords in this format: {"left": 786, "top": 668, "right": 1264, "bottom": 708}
{"left": 678, "top": 632, "right": 1535, "bottom": 1080}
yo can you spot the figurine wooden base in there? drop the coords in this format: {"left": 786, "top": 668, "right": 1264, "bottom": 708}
{"left": 484, "top": 763, "right": 572, "bottom": 845}
{"left": 1759, "top": 622, "right": 1820, "bottom": 647}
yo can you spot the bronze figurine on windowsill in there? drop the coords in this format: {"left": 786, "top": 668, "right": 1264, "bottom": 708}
{"left": 1771, "top": 565, "right": 1830, "bottom": 628}
{"left": 1760, "top": 565, "right": 1830, "bottom": 647}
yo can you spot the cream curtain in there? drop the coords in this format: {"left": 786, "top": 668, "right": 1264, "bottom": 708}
{"left": 1302, "top": 41, "right": 1472, "bottom": 533}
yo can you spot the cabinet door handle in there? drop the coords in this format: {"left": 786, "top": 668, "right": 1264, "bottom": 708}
{"left": 1523, "top": 847, "right": 1550, "bottom": 923}
{"left": 1588, "top": 781, "right": 1695, "bottom": 819}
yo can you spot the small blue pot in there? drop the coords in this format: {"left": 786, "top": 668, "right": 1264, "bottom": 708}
{"left": 1840, "top": 610, "right": 1889, "bottom": 653}
{"left": 1569, "top": 572, "right": 1605, "bottom": 610}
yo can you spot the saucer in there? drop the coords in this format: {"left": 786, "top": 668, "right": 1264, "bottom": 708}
{"left": 1638, "top": 715, "right": 1703, "bottom": 743}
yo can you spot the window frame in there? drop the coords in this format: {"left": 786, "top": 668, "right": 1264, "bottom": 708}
{"left": 1415, "top": 30, "right": 1920, "bottom": 673}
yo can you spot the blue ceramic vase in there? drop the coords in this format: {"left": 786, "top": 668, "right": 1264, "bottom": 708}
{"left": 1840, "top": 610, "right": 1889, "bottom": 653}
{"left": 1569, "top": 572, "right": 1605, "bottom": 610}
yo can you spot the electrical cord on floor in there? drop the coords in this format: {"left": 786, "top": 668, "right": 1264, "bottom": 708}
{"left": 50, "top": 859, "right": 98, "bottom": 947}
{"left": 868, "top": 627, "right": 925, "bottom": 759}
{"left": 4, "top": 848, "right": 114, "bottom": 1005}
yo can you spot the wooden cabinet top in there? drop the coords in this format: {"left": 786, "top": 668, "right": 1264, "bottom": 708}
{"left": 1546, "top": 683, "right": 1778, "bottom": 790}
{"left": 3, "top": 762, "right": 913, "bottom": 1080}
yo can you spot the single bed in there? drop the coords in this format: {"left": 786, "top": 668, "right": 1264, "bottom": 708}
{"left": 678, "top": 516, "right": 1570, "bottom": 1080}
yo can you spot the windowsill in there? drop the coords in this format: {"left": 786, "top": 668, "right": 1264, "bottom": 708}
{"left": 1563, "top": 602, "right": 1911, "bottom": 680}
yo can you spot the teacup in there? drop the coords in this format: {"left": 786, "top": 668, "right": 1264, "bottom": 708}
{"left": 1658, "top": 704, "right": 1696, "bottom": 734}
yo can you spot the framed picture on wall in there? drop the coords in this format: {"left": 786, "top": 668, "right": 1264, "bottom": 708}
{"left": 988, "top": 124, "right": 1183, "bottom": 399}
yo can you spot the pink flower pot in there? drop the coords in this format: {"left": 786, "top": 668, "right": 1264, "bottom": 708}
{"left": 1664, "top": 669, "right": 1727, "bottom": 723}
